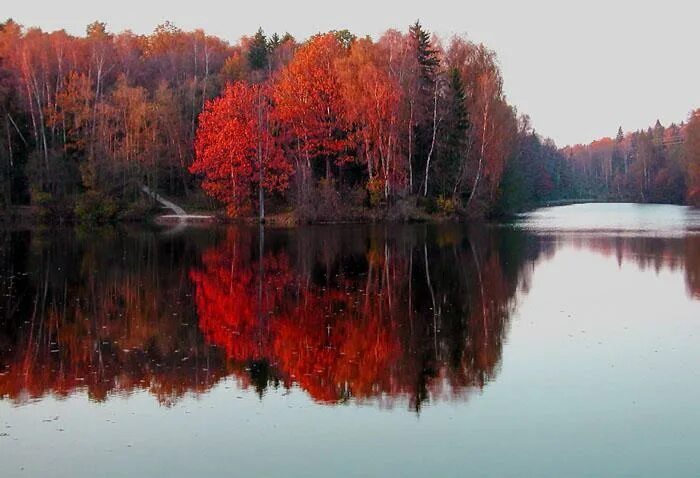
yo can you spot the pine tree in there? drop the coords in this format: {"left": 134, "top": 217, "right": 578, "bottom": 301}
{"left": 333, "top": 29, "right": 356, "bottom": 49}
{"left": 611, "top": 126, "right": 626, "bottom": 197}
{"left": 447, "top": 68, "right": 469, "bottom": 134}
{"left": 248, "top": 28, "right": 269, "bottom": 72}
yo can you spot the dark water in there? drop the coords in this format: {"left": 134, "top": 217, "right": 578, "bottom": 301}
{"left": 0, "top": 204, "right": 699, "bottom": 477}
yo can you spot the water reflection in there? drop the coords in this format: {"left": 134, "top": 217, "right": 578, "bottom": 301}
{"left": 0, "top": 224, "right": 697, "bottom": 408}
{"left": 531, "top": 234, "right": 700, "bottom": 298}
{"left": 190, "top": 226, "right": 536, "bottom": 409}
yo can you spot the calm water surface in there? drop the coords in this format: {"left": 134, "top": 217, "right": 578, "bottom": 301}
{"left": 0, "top": 204, "right": 699, "bottom": 477}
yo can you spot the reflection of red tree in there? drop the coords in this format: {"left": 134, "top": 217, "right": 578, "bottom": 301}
{"left": 189, "top": 230, "right": 294, "bottom": 363}
{"left": 191, "top": 232, "right": 404, "bottom": 403}
{"left": 0, "top": 276, "right": 228, "bottom": 406}
{"left": 462, "top": 252, "right": 510, "bottom": 389}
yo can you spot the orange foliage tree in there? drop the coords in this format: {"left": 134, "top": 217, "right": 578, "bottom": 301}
{"left": 337, "top": 38, "right": 405, "bottom": 202}
{"left": 189, "top": 229, "right": 295, "bottom": 361}
{"left": 273, "top": 34, "right": 350, "bottom": 186}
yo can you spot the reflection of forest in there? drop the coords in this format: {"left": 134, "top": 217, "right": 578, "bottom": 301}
{"left": 190, "top": 225, "right": 539, "bottom": 409}
{"left": 0, "top": 227, "right": 696, "bottom": 408}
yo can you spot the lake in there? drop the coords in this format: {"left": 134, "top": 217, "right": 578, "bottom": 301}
{"left": 0, "top": 203, "right": 699, "bottom": 477}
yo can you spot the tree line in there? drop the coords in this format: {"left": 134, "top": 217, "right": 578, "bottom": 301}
{"left": 0, "top": 18, "right": 698, "bottom": 223}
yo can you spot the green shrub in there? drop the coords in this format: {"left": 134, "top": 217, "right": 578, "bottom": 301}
{"left": 74, "top": 191, "right": 119, "bottom": 224}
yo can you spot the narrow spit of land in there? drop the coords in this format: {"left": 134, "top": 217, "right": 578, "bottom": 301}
{"left": 140, "top": 185, "right": 213, "bottom": 224}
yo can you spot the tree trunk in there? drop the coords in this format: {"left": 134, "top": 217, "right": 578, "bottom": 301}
{"left": 423, "top": 82, "right": 439, "bottom": 197}
{"left": 408, "top": 101, "right": 414, "bottom": 193}
{"left": 466, "top": 100, "right": 490, "bottom": 209}
{"left": 258, "top": 107, "right": 265, "bottom": 223}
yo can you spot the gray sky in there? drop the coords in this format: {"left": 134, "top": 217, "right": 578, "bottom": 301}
{"left": 5, "top": 0, "right": 699, "bottom": 146}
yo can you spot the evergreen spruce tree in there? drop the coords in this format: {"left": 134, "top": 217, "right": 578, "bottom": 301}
{"left": 409, "top": 21, "right": 439, "bottom": 89}
{"left": 653, "top": 119, "right": 665, "bottom": 145}
{"left": 333, "top": 29, "right": 356, "bottom": 49}
{"left": 269, "top": 32, "right": 281, "bottom": 49}
{"left": 436, "top": 67, "right": 469, "bottom": 198}
{"left": 248, "top": 28, "right": 270, "bottom": 72}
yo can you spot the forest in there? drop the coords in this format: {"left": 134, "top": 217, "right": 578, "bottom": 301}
{"left": 0, "top": 18, "right": 699, "bottom": 223}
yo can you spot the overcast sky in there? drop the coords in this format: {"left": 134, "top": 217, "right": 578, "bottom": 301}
{"left": 5, "top": 0, "right": 699, "bottom": 146}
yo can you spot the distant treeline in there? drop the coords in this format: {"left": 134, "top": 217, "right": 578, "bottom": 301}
{"left": 0, "top": 19, "right": 698, "bottom": 223}
{"left": 499, "top": 114, "right": 700, "bottom": 213}
{"left": 559, "top": 117, "right": 700, "bottom": 207}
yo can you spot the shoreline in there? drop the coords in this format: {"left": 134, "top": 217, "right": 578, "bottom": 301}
{"left": 0, "top": 205, "right": 473, "bottom": 228}
{"left": 3, "top": 201, "right": 695, "bottom": 229}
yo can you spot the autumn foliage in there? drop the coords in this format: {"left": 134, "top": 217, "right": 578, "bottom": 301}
{"left": 558, "top": 113, "right": 700, "bottom": 206}
{"left": 336, "top": 38, "right": 404, "bottom": 200}
{"left": 178, "top": 25, "right": 522, "bottom": 219}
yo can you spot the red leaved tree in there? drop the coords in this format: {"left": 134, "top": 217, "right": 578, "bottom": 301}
{"left": 191, "top": 81, "right": 291, "bottom": 218}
